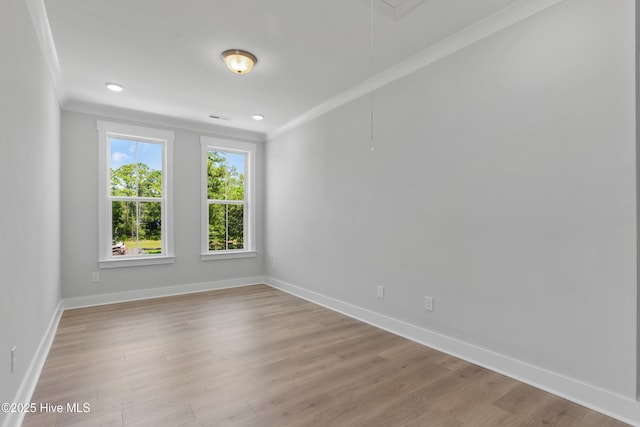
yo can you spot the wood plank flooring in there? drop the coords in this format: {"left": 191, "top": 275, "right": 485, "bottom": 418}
{"left": 22, "top": 285, "right": 629, "bottom": 426}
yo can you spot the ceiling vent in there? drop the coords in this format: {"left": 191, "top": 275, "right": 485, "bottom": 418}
{"left": 209, "top": 114, "right": 231, "bottom": 121}
{"left": 377, "top": 0, "right": 425, "bottom": 18}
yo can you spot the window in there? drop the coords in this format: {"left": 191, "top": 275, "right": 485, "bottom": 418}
{"left": 98, "top": 121, "right": 174, "bottom": 268}
{"left": 201, "top": 136, "right": 256, "bottom": 260}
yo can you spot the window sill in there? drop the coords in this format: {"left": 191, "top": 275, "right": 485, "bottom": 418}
{"left": 99, "top": 256, "right": 176, "bottom": 269}
{"left": 200, "top": 251, "right": 257, "bottom": 261}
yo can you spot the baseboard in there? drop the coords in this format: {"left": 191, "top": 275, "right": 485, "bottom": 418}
{"left": 62, "top": 276, "right": 265, "bottom": 309}
{"left": 8, "top": 277, "right": 638, "bottom": 426}
{"left": 2, "top": 277, "right": 263, "bottom": 427}
{"left": 2, "top": 301, "right": 64, "bottom": 427}
{"left": 264, "top": 276, "right": 640, "bottom": 426}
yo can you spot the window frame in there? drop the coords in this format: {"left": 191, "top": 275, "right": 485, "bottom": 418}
{"left": 97, "top": 120, "right": 175, "bottom": 269}
{"left": 200, "top": 136, "right": 257, "bottom": 261}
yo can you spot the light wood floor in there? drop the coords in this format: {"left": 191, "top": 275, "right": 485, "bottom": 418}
{"left": 23, "top": 285, "right": 629, "bottom": 427}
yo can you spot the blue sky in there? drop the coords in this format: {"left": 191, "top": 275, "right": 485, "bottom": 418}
{"left": 225, "top": 152, "right": 245, "bottom": 175}
{"left": 109, "top": 139, "right": 245, "bottom": 176}
{"left": 210, "top": 149, "right": 246, "bottom": 175}
{"left": 110, "top": 138, "right": 163, "bottom": 170}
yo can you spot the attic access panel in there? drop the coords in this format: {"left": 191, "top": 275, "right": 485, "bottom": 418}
{"left": 378, "top": 0, "right": 426, "bottom": 18}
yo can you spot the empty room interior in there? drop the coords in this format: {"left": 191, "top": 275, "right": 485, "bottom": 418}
{"left": 2, "top": 0, "right": 640, "bottom": 425}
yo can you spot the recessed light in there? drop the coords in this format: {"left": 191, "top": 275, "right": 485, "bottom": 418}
{"left": 106, "top": 83, "right": 124, "bottom": 92}
{"left": 252, "top": 114, "right": 264, "bottom": 121}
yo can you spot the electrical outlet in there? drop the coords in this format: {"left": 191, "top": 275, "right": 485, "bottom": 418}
{"left": 377, "top": 285, "right": 384, "bottom": 299}
{"left": 11, "top": 346, "right": 16, "bottom": 373}
{"left": 425, "top": 296, "right": 434, "bottom": 311}
{"left": 92, "top": 272, "right": 100, "bottom": 282}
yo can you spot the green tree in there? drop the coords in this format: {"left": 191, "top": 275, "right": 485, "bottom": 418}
{"left": 111, "top": 163, "right": 162, "bottom": 197}
{"left": 207, "top": 151, "right": 245, "bottom": 250}
{"left": 110, "top": 163, "right": 163, "bottom": 246}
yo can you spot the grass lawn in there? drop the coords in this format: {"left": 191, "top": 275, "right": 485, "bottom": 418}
{"left": 123, "top": 239, "right": 162, "bottom": 253}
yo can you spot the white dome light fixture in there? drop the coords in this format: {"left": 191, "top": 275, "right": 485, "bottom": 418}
{"left": 221, "top": 49, "right": 257, "bottom": 74}
{"left": 252, "top": 114, "right": 264, "bottom": 121}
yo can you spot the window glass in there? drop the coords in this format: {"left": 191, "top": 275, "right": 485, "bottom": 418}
{"left": 201, "top": 137, "right": 255, "bottom": 259}
{"left": 98, "top": 121, "right": 174, "bottom": 267}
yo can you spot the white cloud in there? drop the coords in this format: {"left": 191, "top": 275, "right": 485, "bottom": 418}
{"left": 112, "top": 151, "right": 132, "bottom": 164}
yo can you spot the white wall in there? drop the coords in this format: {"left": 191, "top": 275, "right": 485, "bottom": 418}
{"left": 2, "top": 0, "right": 636, "bottom": 424}
{"left": 637, "top": 0, "right": 640, "bottom": 400}
{"left": 265, "top": 0, "right": 637, "bottom": 399}
{"left": 0, "top": 0, "right": 62, "bottom": 424}
{"left": 60, "top": 110, "right": 265, "bottom": 300}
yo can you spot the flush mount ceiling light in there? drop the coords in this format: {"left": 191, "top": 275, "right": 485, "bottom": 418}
{"left": 252, "top": 114, "right": 264, "bottom": 121}
{"left": 221, "top": 49, "right": 257, "bottom": 74}
{"left": 105, "top": 82, "right": 124, "bottom": 92}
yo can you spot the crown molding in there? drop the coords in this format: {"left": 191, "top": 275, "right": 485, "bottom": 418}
{"left": 25, "top": 0, "right": 67, "bottom": 105}
{"left": 64, "top": 99, "right": 266, "bottom": 143}
{"left": 267, "top": 0, "right": 567, "bottom": 141}
{"left": 27, "top": 0, "right": 567, "bottom": 143}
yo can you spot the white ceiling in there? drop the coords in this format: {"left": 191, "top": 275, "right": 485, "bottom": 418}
{"left": 42, "top": 0, "right": 523, "bottom": 136}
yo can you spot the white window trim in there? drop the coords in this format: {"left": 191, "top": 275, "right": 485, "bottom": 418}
{"left": 97, "top": 120, "right": 175, "bottom": 269}
{"left": 200, "top": 136, "right": 257, "bottom": 261}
